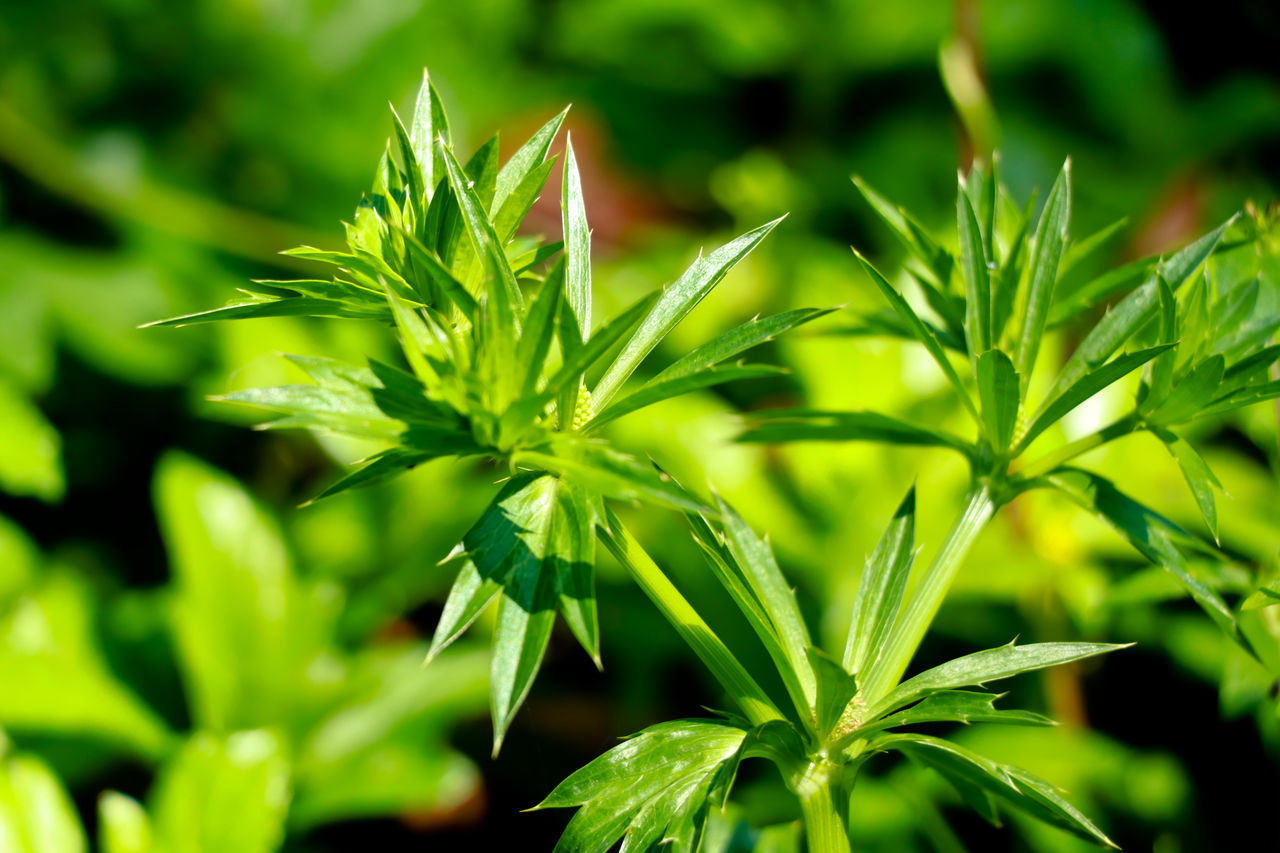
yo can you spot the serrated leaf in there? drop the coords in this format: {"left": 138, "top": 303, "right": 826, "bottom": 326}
{"left": 845, "top": 486, "right": 916, "bottom": 677}
{"left": 976, "top": 349, "right": 1019, "bottom": 450}
{"left": 494, "top": 107, "right": 568, "bottom": 218}
{"left": 852, "top": 249, "right": 979, "bottom": 421}
{"left": 871, "top": 641, "right": 1126, "bottom": 719}
{"left": 878, "top": 734, "right": 1117, "bottom": 847}
{"left": 537, "top": 719, "right": 747, "bottom": 853}
{"left": 1045, "top": 468, "right": 1239, "bottom": 641}
{"left": 591, "top": 217, "right": 784, "bottom": 412}
{"left": 1018, "top": 344, "right": 1173, "bottom": 452}
{"left": 737, "top": 409, "right": 972, "bottom": 456}
{"left": 653, "top": 307, "right": 833, "bottom": 384}
{"left": 854, "top": 690, "right": 1053, "bottom": 738}
{"left": 588, "top": 364, "right": 784, "bottom": 433}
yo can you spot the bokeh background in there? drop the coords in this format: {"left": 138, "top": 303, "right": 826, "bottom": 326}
{"left": 1, "top": 1, "right": 1278, "bottom": 850}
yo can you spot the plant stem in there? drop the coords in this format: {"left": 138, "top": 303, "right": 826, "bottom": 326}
{"left": 599, "top": 509, "right": 784, "bottom": 727}
{"left": 1017, "top": 414, "right": 1138, "bottom": 480}
{"left": 859, "top": 484, "right": 996, "bottom": 703}
{"left": 792, "top": 760, "right": 852, "bottom": 853}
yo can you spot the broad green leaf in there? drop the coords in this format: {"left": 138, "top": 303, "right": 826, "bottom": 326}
{"left": 1013, "top": 161, "right": 1070, "bottom": 384}
{"left": 537, "top": 719, "right": 747, "bottom": 853}
{"left": 957, "top": 182, "right": 992, "bottom": 358}
{"left": 0, "top": 377, "right": 62, "bottom": 502}
{"left": 99, "top": 792, "right": 151, "bottom": 853}
{"left": 1045, "top": 468, "right": 1239, "bottom": 640}
{"left": 652, "top": 307, "right": 834, "bottom": 384}
{"left": 0, "top": 572, "right": 171, "bottom": 760}
{"left": 293, "top": 646, "right": 486, "bottom": 826}
{"left": 976, "top": 349, "right": 1019, "bottom": 450}
{"left": 149, "top": 731, "right": 290, "bottom": 853}
{"left": 1161, "top": 432, "right": 1221, "bottom": 543}
{"left": 871, "top": 640, "right": 1126, "bottom": 719}
{"left": 591, "top": 217, "right": 784, "bottom": 412}
{"left": 1018, "top": 344, "right": 1173, "bottom": 452}
{"left": 156, "top": 452, "right": 339, "bottom": 731}
{"left": 878, "top": 734, "right": 1116, "bottom": 848}
{"left": 562, "top": 135, "right": 592, "bottom": 339}
{"left": 845, "top": 486, "right": 916, "bottom": 676}
{"left": 715, "top": 493, "right": 817, "bottom": 713}
{"left": 853, "top": 690, "right": 1052, "bottom": 737}
{"left": 1041, "top": 218, "right": 1231, "bottom": 407}
{"left": 737, "top": 409, "right": 972, "bottom": 456}
{"left": 588, "top": 364, "right": 784, "bottom": 433}
{"left": 0, "top": 753, "right": 87, "bottom": 853}
{"left": 852, "top": 249, "right": 979, "bottom": 420}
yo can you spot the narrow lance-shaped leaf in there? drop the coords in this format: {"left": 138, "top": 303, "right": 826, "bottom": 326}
{"left": 652, "top": 307, "right": 834, "bottom": 384}
{"left": 438, "top": 139, "right": 522, "bottom": 315}
{"left": 1040, "top": 217, "right": 1232, "bottom": 407}
{"left": 586, "top": 364, "right": 785, "bottom": 433}
{"left": 851, "top": 175, "right": 953, "bottom": 287}
{"left": 1018, "top": 344, "right": 1173, "bottom": 452}
{"left": 591, "top": 217, "right": 784, "bottom": 413}
{"left": 738, "top": 408, "right": 973, "bottom": 457}
{"left": 1161, "top": 431, "right": 1222, "bottom": 544}
{"left": 976, "top": 349, "right": 1019, "bottom": 450}
{"left": 877, "top": 734, "right": 1118, "bottom": 848}
{"left": 1013, "top": 160, "right": 1070, "bottom": 387}
{"left": 562, "top": 135, "right": 592, "bottom": 340}
{"left": 551, "top": 481, "right": 601, "bottom": 666}
{"left": 1142, "top": 275, "right": 1178, "bottom": 411}
{"left": 408, "top": 68, "right": 450, "bottom": 194}
{"left": 869, "top": 640, "right": 1128, "bottom": 719}
{"left": 809, "top": 647, "right": 861, "bottom": 735}
{"left": 853, "top": 690, "right": 1053, "bottom": 738}
{"left": 845, "top": 485, "right": 916, "bottom": 676}
{"left": 852, "top": 249, "right": 980, "bottom": 421}
{"left": 957, "top": 180, "right": 992, "bottom": 360}
{"left": 493, "top": 106, "right": 568, "bottom": 216}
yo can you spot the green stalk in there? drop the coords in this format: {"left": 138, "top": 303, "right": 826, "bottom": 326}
{"left": 1016, "top": 415, "right": 1138, "bottom": 481}
{"left": 792, "top": 760, "right": 852, "bottom": 853}
{"left": 600, "top": 509, "right": 784, "bottom": 727}
{"left": 859, "top": 484, "right": 996, "bottom": 703}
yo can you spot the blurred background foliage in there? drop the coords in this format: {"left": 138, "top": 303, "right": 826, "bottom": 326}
{"left": 0, "top": 0, "right": 1278, "bottom": 850}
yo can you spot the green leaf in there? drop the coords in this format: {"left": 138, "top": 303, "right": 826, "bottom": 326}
{"left": 0, "top": 752, "right": 87, "bottom": 853}
{"left": 591, "top": 217, "right": 784, "bottom": 412}
{"left": 1160, "top": 432, "right": 1221, "bottom": 543}
{"left": 1147, "top": 354, "right": 1225, "bottom": 425}
{"left": 845, "top": 486, "right": 916, "bottom": 677}
{"left": 1018, "top": 344, "right": 1173, "bottom": 452}
{"left": 516, "top": 260, "right": 565, "bottom": 396}
{"left": 312, "top": 447, "right": 447, "bottom": 502}
{"left": 1143, "top": 275, "right": 1178, "bottom": 411}
{"left": 515, "top": 438, "right": 705, "bottom": 514}
{"left": 149, "top": 731, "right": 291, "bottom": 853}
{"left": 653, "top": 307, "right": 834, "bottom": 384}
{"left": 878, "top": 734, "right": 1116, "bottom": 848}
{"left": 408, "top": 68, "right": 450, "bottom": 195}
{"left": 0, "top": 377, "right": 63, "bottom": 502}
{"left": 438, "top": 139, "right": 522, "bottom": 314}
{"left": 957, "top": 180, "right": 992, "bottom": 358}
{"left": 537, "top": 719, "right": 747, "bottom": 853}
{"left": 851, "top": 175, "right": 953, "bottom": 286}
{"left": 1013, "top": 160, "right": 1070, "bottom": 384}
{"left": 871, "top": 640, "right": 1126, "bottom": 719}
{"left": 396, "top": 227, "right": 479, "bottom": 321}
{"left": 588, "top": 364, "right": 784, "bottom": 432}
{"left": 389, "top": 105, "right": 426, "bottom": 220}
{"left": 1243, "top": 579, "right": 1280, "bottom": 611}
{"left": 737, "top": 409, "right": 972, "bottom": 456}
{"left": 715, "top": 493, "right": 817, "bottom": 713}
{"left": 1045, "top": 468, "right": 1239, "bottom": 640}
{"left": 809, "top": 647, "right": 861, "bottom": 735}
{"left": 155, "top": 452, "right": 336, "bottom": 731}
{"left": 427, "top": 474, "right": 556, "bottom": 661}
{"left": 975, "top": 349, "right": 1019, "bottom": 450}
{"left": 854, "top": 690, "right": 1053, "bottom": 737}
{"left": 562, "top": 135, "right": 592, "bottom": 340}
{"left": 1041, "top": 218, "right": 1231, "bottom": 408}
{"left": 852, "top": 249, "right": 980, "bottom": 421}
{"left": 551, "top": 482, "right": 601, "bottom": 665}
{"left": 99, "top": 792, "right": 151, "bottom": 853}
{"left": 494, "top": 107, "right": 568, "bottom": 219}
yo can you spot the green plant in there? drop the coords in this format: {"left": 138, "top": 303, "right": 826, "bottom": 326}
{"left": 150, "top": 74, "right": 1279, "bottom": 851}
